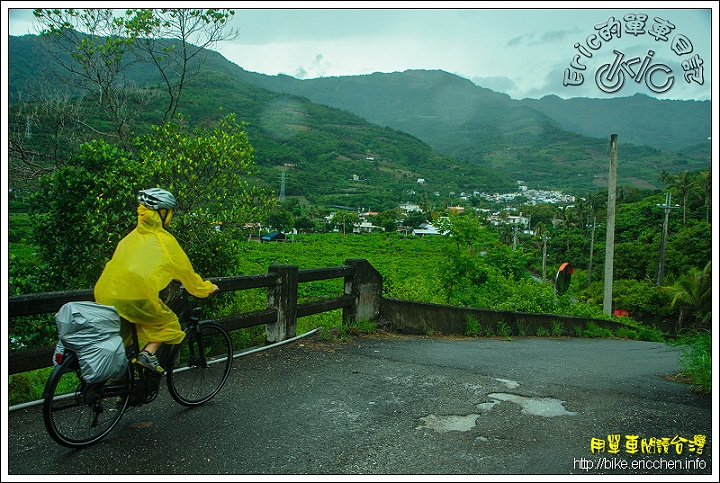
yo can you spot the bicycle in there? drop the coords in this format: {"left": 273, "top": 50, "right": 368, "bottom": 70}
{"left": 42, "top": 283, "right": 233, "bottom": 448}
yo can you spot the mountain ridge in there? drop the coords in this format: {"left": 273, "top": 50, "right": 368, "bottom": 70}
{"left": 8, "top": 33, "right": 711, "bottom": 200}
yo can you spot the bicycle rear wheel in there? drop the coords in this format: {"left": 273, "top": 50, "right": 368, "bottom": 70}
{"left": 43, "top": 352, "right": 132, "bottom": 448}
{"left": 167, "top": 322, "right": 233, "bottom": 406}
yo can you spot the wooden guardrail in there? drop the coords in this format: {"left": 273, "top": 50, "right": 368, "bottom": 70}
{"left": 8, "top": 258, "right": 383, "bottom": 375}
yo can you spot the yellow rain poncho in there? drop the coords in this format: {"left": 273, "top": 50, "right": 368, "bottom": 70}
{"left": 94, "top": 204, "right": 215, "bottom": 349}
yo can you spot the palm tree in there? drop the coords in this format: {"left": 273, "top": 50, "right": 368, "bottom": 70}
{"left": 656, "top": 169, "right": 671, "bottom": 187}
{"left": 573, "top": 197, "right": 588, "bottom": 237}
{"left": 661, "top": 261, "right": 711, "bottom": 333}
{"left": 668, "top": 171, "right": 693, "bottom": 224}
{"left": 559, "top": 206, "right": 575, "bottom": 251}
{"left": 617, "top": 186, "right": 626, "bottom": 202}
{"left": 498, "top": 223, "right": 513, "bottom": 246}
{"left": 697, "top": 169, "right": 711, "bottom": 223}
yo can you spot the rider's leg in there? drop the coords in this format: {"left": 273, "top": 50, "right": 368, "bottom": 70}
{"left": 143, "top": 341, "right": 161, "bottom": 354}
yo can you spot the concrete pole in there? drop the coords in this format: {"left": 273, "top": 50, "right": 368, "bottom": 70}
{"left": 656, "top": 192, "right": 678, "bottom": 285}
{"left": 603, "top": 134, "right": 618, "bottom": 315}
{"left": 587, "top": 217, "right": 596, "bottom": 287}
{"left": 542, "top": 233, "right": 549, "bottom": 281}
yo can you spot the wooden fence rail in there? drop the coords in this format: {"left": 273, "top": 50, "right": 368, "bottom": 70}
{"left": 8, "top": 258, "right": 383, "bottom": 375}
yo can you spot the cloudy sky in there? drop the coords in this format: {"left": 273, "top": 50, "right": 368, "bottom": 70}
{"left": 3, "top": 3, "right": 716, "bottom": 101}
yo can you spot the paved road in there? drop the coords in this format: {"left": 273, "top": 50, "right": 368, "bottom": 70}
{"left": 5, "top": 334, "right": 713, "bottom": 477}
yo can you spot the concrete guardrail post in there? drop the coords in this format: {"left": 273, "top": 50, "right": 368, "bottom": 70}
{"left": 343, "top": 258, "right": 383, "bottom": 326}
{"left": 266, "top": 264, "right": 298, "bottom": 343}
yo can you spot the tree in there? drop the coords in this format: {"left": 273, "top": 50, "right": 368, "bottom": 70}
{"left": 31, "top": 8, "right": 239, "bottom": 148}
{"left": 334, "top": 211, "right": 361, "bottom": 236}
{"left": 139, "top": 113, "right": 276, "bottom": 277}
{"left": 403, "top": 210, "right": 428, "bottom": 229}
{"left": 372, "top": 207, "right": 402, "bottom": 233}
{"left": 33, "top": 9, "right": 148, "bottom": 147}
{"left": 559, "top": 206, "right": 575, "bottom": 251}
{"left": 438, "top": 213, "right": 529, "bottom": 306}
{"left": 125, "top": 8, "right": 239, "bottom": 122}
{"left": 27, "top": 139, "right": 149, "bottom": 290}
{"left": 696, "top": 169, "right": 711, "bottom": 223}
{"left": 656, "top": 169, "right": 671, "bottom": 187}
{"left": 661, "top": 261, "right": 711, "bottom": 333}
{"left": 667, "top": 170, "right": 693, "bottom": 224}
{"left": 294, "top": 215, "right": 315, "bottom": 233}
{"left": 497, "top": 223, "right": 513, "bottom": 246}
{"left": 518, "top": 202, "right": 558, "bottom": 227}
{"left": 8, "top": 79, "right": 90, "bottom": 190}
{"left": 265, "top": 205, "right": 295, "bottom": 233}
{"left": 572, "top": 197, "right": 589, "bottom": 237}
{"left": 23, "top": 114, "right": 274, "bottom": 293}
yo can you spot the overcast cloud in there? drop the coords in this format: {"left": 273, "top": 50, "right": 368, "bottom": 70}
{"left": 3, "top": 3, "right": 716, "bottom": 101}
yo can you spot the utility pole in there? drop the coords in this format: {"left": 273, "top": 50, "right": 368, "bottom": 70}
{"left": 542, "top": 232, "right": 550, "bottom": 281}
{"left": 656, "top": 192, "right": 678, "bottom": 285}
{"left": 587, "top": 216, "right": 597, "bottom": 287}
{"left": 603, "top": 134, "right": 618, "bottom": 316}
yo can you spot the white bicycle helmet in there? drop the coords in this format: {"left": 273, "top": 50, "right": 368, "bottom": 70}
{"left": 137, "top": 188, "right": 178, "bottom": 211}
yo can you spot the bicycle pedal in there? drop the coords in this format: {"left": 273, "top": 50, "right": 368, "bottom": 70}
{"left": 144, "top": 390, "right": 159, "bottom": 403}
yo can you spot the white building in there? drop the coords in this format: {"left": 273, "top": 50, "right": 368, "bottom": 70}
{"left": 399, "top": 202, "right": 421, "bottom": 213}
{"left": 412, "top": 222, "right": 448, "bottom": 236}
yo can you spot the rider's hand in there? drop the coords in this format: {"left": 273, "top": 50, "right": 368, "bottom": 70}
{"left": 211, "top": 284, "right": 220, "bottom": 293}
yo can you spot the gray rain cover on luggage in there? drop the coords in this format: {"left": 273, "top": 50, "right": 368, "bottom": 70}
{"left": 54, "top": 301, "right": 127, "bottom": 383}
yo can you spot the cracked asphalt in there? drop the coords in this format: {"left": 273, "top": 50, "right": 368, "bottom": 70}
{"left": 5, "top": 334, "right": 713, "bottom": 477}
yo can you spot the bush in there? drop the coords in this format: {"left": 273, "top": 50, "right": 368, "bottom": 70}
{"left": 636, "top": 325, "right": 667, "bottom": 342}
{"left": 674, "top": 329, "right": 711, "bottom": 394}
{"left": 497, "top": 320, "right": 512, "bottom": 339}
{"left": 614, "top": 326, "right": 639, "bottom": 340}
{"left": 581, "top": 322, "right": 613, "bottom": 338}
{"left": 9, "top": 367, "right": 54, "bottom": 406}
{"left": 466, "top": 316, "right": 481, "bottom": 337}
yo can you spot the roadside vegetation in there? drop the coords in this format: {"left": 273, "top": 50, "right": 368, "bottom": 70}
{"left": 671, "top": 330, "right": 712, "bottom": 395}
{"left": 7, "top": 9, "right": 710, "bottom": 405}
{"left": 8, "top": 221, "right": 711, "bottom": 405}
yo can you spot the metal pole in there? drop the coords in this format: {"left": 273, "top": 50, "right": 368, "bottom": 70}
{"left": 542, "top": 233, "right": 549, "bottom": 281}
{"left": 656, "top": 192, "right": 677, "bottom": 285}
{"left": 587, "top": 217, "right": 596, "bottom": 287}
{"left": 603, "top": 134, "right": 618, "bottom": 316}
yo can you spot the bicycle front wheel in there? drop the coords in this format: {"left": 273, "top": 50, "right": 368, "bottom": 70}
{"left": 43, "top": 352, "right": 132, "bottom": 448}
{"left": 167, "top": 322, "right": 233, "bottom": 406}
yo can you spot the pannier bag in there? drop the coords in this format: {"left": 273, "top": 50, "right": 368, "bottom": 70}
{"left": 54, "top": 301, "right": 127, "bottom": 383}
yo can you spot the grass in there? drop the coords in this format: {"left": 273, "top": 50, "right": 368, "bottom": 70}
{"left": 496, "top": 320, "right": 512, "bottom": 340}
{"left": 465, "top": 316, "right": 480, "bottom": 337}
{"left": 8, "top": 367, "right": 55, "bottom": 406}
{"left": 672, "top": 329, "right": 711, "bottom": 395}
{"left": 579, "top": 322, "right": 614, "bottom": 338}
{"left": 340, "top": 318, "right": 378, "bottom": 340}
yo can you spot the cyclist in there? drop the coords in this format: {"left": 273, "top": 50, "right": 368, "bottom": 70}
{"left": 94, "top": 188, "right": 219, "bottom": 374}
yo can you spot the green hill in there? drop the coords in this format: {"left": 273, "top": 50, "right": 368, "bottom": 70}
{"left": 8, "top": 33, "right": 710, "bottom": 200}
